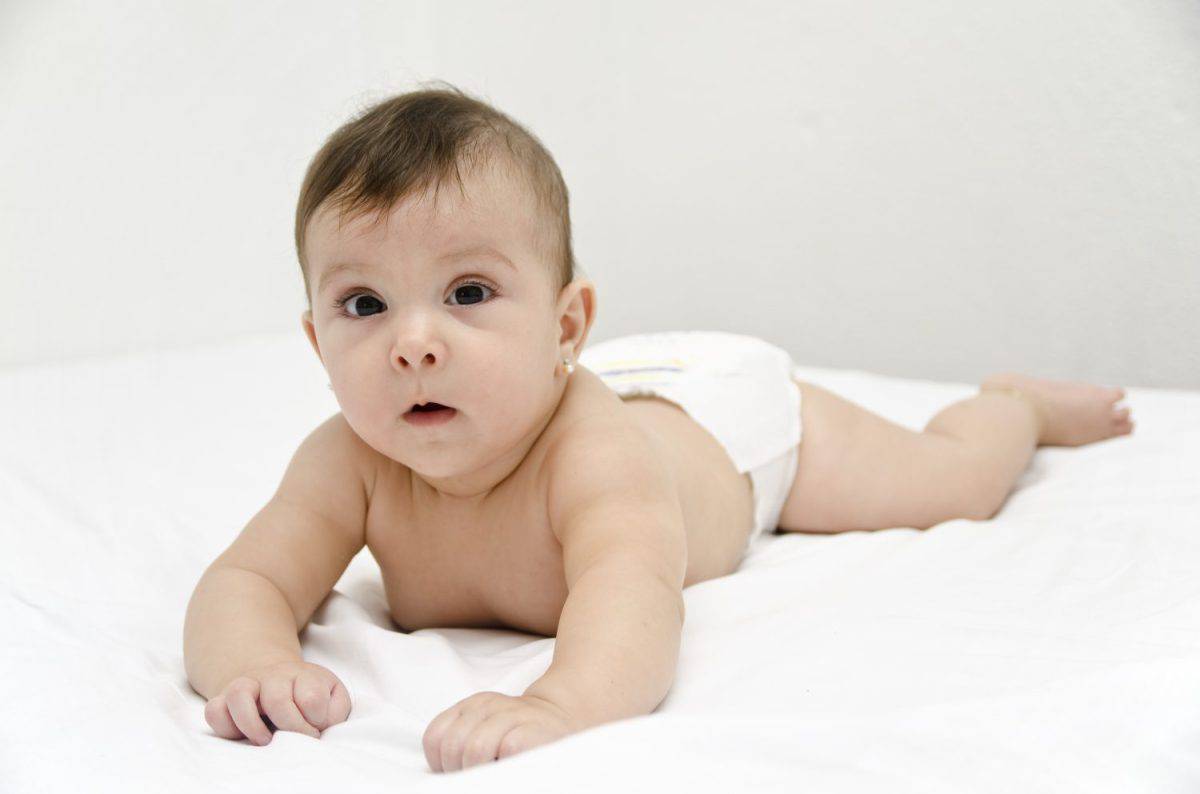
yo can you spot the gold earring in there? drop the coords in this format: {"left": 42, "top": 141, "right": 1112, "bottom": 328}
{"left": 562, "top": 357, "right": 575, "bottom": 375}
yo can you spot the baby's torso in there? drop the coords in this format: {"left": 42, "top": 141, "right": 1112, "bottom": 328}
{"left": 360, "top": 364, "right": 755, "bottom": 637}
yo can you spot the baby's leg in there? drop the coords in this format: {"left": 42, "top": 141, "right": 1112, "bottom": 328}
{"left": 777, "top": 375, "right": 1132, "bottom": 534}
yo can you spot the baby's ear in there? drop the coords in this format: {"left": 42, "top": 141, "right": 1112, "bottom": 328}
{"left": 557, "top": 277, "right": 597, "bottom": 357}
{"left": 301, "top": 310, "right": 323, "bottom": 364}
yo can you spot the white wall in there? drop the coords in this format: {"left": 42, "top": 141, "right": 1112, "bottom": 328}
{"left": 3, "top": 0, "right": 1198, "bottom": 389}
{"left": 0, "top": 0, "right": 435, "bottom": 367}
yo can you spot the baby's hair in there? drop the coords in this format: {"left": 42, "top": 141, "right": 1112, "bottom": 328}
{"left": 294, "top": 80, "right": 575, "bottom": 305}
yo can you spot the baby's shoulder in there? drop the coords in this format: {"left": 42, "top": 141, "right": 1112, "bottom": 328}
{"left": 299, "top": 412, "right": 384, "bottom": 502}
{"left": 543, "top": 401, "right": 672, "bottom": 525}
{"left": 543, "top": 372, "right": 650, "bottom": 469}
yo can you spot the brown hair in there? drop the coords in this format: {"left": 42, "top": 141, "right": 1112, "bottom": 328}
{"left": 294, "top": 80, "right": 576, "bottom": 305}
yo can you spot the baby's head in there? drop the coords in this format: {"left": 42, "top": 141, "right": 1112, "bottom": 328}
{"left": 295, "top": 82, "right": 596, "bottom": 498}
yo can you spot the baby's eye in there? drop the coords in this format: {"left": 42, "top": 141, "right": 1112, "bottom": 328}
{"left": 334, "top": 280, "right": 496, "bottom": 318}
{"left": 448, "top": 281, "right": 495, "bottom": 306}
{"left": 339, "top": 294, "right": 386, "bottom": 318}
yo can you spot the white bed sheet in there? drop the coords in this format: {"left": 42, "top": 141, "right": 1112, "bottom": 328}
{"left": 2, "top": 330, "right": 1198, "bottom": 793}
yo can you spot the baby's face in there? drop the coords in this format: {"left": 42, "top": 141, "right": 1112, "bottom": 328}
{"left": 302, "top": 160, "right": 581, "bottom": 494}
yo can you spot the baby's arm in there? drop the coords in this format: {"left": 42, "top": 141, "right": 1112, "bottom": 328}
{"left": 184, "top": 414, "right": 369, "bottom": 742}
{"left": 523, "top": 427, "right": 688, "bottom": 727}
{"left": 421, "top": 424, "right": 689, "bottom": 771}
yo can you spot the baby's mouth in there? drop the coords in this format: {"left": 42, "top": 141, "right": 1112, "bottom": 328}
{"left": 403, "top": 401, "right": 458, "bottom": 426}
{"left": 407, "top": 402, "right": 453, "bottom": 414}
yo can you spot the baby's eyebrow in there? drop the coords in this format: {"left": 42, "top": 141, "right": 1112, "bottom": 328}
{"left": 318, "top": 261, "right": 373, "bottom": 294}
{"left": 317, "top": 245, "right": 515, "bottom": 294}
{"left": 438, "top": 244, "right": 517, "bottom": 271}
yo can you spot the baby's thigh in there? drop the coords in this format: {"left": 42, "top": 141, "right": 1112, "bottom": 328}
{"left": 777, "top": 380, "right": 987, "bottom": 534}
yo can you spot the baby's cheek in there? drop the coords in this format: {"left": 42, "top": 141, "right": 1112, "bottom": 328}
{"left": 337, "top": 404, "right": 390, "bottom": 454}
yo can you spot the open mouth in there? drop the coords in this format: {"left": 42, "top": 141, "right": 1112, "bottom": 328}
{"left": 403, "top": 401, "right": 458, "bottom": 425}
{"left": 409, "top": 402, "right": 451, "bottom": 413}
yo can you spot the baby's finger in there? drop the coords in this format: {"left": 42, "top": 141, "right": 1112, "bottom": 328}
{"left": 261, "top": 676, "right": 320, "bottom": 739}
{"left": 440, "top": 702, "right": 509, "bottom": 773}
{"left": 423, "top": 707, "right": 462, "bottom": 773}
{"left": 435, "top": 713, "right": 471, "bottom": 773}
{"left": 327, "top": 679, "right": 353, "bottom": 726}
{"left": 461, "top": 710, "right": 525, "bottom": 770}
{"left": 203, "top": 694, "right": 243, "bottom": 740}
{"left": 292, "top": 670, "right": 329, "bottom": 730}
{"left": 226, "top": 681, "right": 273, "bottom": 746}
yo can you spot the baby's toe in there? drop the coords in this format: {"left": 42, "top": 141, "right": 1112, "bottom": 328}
{"left": 1112, "top": 408, "right": 1134, "bottom": 435}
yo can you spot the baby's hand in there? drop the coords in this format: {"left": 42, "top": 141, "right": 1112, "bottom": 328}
{"left": 422, "top": 691, "right": 579, "bottom": 772}
{"left": 204, "top": 660, "right": 352, "bottom": 746}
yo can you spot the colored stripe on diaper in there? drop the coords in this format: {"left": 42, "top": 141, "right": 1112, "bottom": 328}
{"left": 594, "top": 365, "right": 683, "bottom": 377}
{"left": 588, "top": 357, "right": 687, "bottom": 391}
{"left": 589, "top": 357, "right": 686, "bottom": 377}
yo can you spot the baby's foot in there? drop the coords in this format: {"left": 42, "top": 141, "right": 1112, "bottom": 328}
{"left": 981, "top": 372, "right": 1134, "bottom": 447}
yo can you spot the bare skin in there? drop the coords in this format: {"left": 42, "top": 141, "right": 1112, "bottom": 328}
{"left": 195, "top": 335, "right": 1137, "bottom": 761}
{"left": 363, "top": 363, "right": 756, "bottom": 637}
{"left": 981, "top": 372, "right": 1134, "bottom": 445}
{"left": 391, "top": 362, "right": 1136, "bottom": 771}
{"left": 362, "top": 364, "right": 1134, "bottom": 635}
{"left": 278, "top": 148, "right": 1137, "bottom": 769}
{"left": 774, "top": 371, "right": 1133, "bottom": 536}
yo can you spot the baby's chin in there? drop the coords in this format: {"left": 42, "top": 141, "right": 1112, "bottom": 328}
{"left": 377, "top": 421, "right": 479, "bottom": 472}
{"left": 377, "top": 444, "right": 466, "bottom": 479}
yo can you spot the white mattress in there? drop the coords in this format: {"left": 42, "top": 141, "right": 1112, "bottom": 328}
{"left": 3, "top": 330, "right": 1198, "bottom": 793}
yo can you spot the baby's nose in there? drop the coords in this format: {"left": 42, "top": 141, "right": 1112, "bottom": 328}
{"left": 390, "top": 326, "right": 447, "bottom": 371}
{"left": 396, "top": 351, "right": 437, "bottom": 368}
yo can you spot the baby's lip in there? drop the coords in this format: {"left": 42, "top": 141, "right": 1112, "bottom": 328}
{"left": 406, "top": 400, "right": 454, "bottom": 412}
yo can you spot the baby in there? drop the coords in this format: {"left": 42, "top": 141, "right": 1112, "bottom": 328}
{"left": 183, "top": 82, "right": 1135, "bottom": 773}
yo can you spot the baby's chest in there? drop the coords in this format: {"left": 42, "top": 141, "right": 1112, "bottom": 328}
{"left": 366, "top": 497, "right": 570, "bottom": 637}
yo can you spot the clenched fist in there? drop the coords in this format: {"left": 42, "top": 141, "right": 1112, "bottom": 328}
{"left": 204, "top": 660, "right": 352, "bottom": 745}
{"left": 423, "top": 691, "right": 581, "bottom": 772}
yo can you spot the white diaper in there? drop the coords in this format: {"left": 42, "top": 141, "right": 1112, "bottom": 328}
{"left": 578, "top": 330, "right": 802, "bottom": 559}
